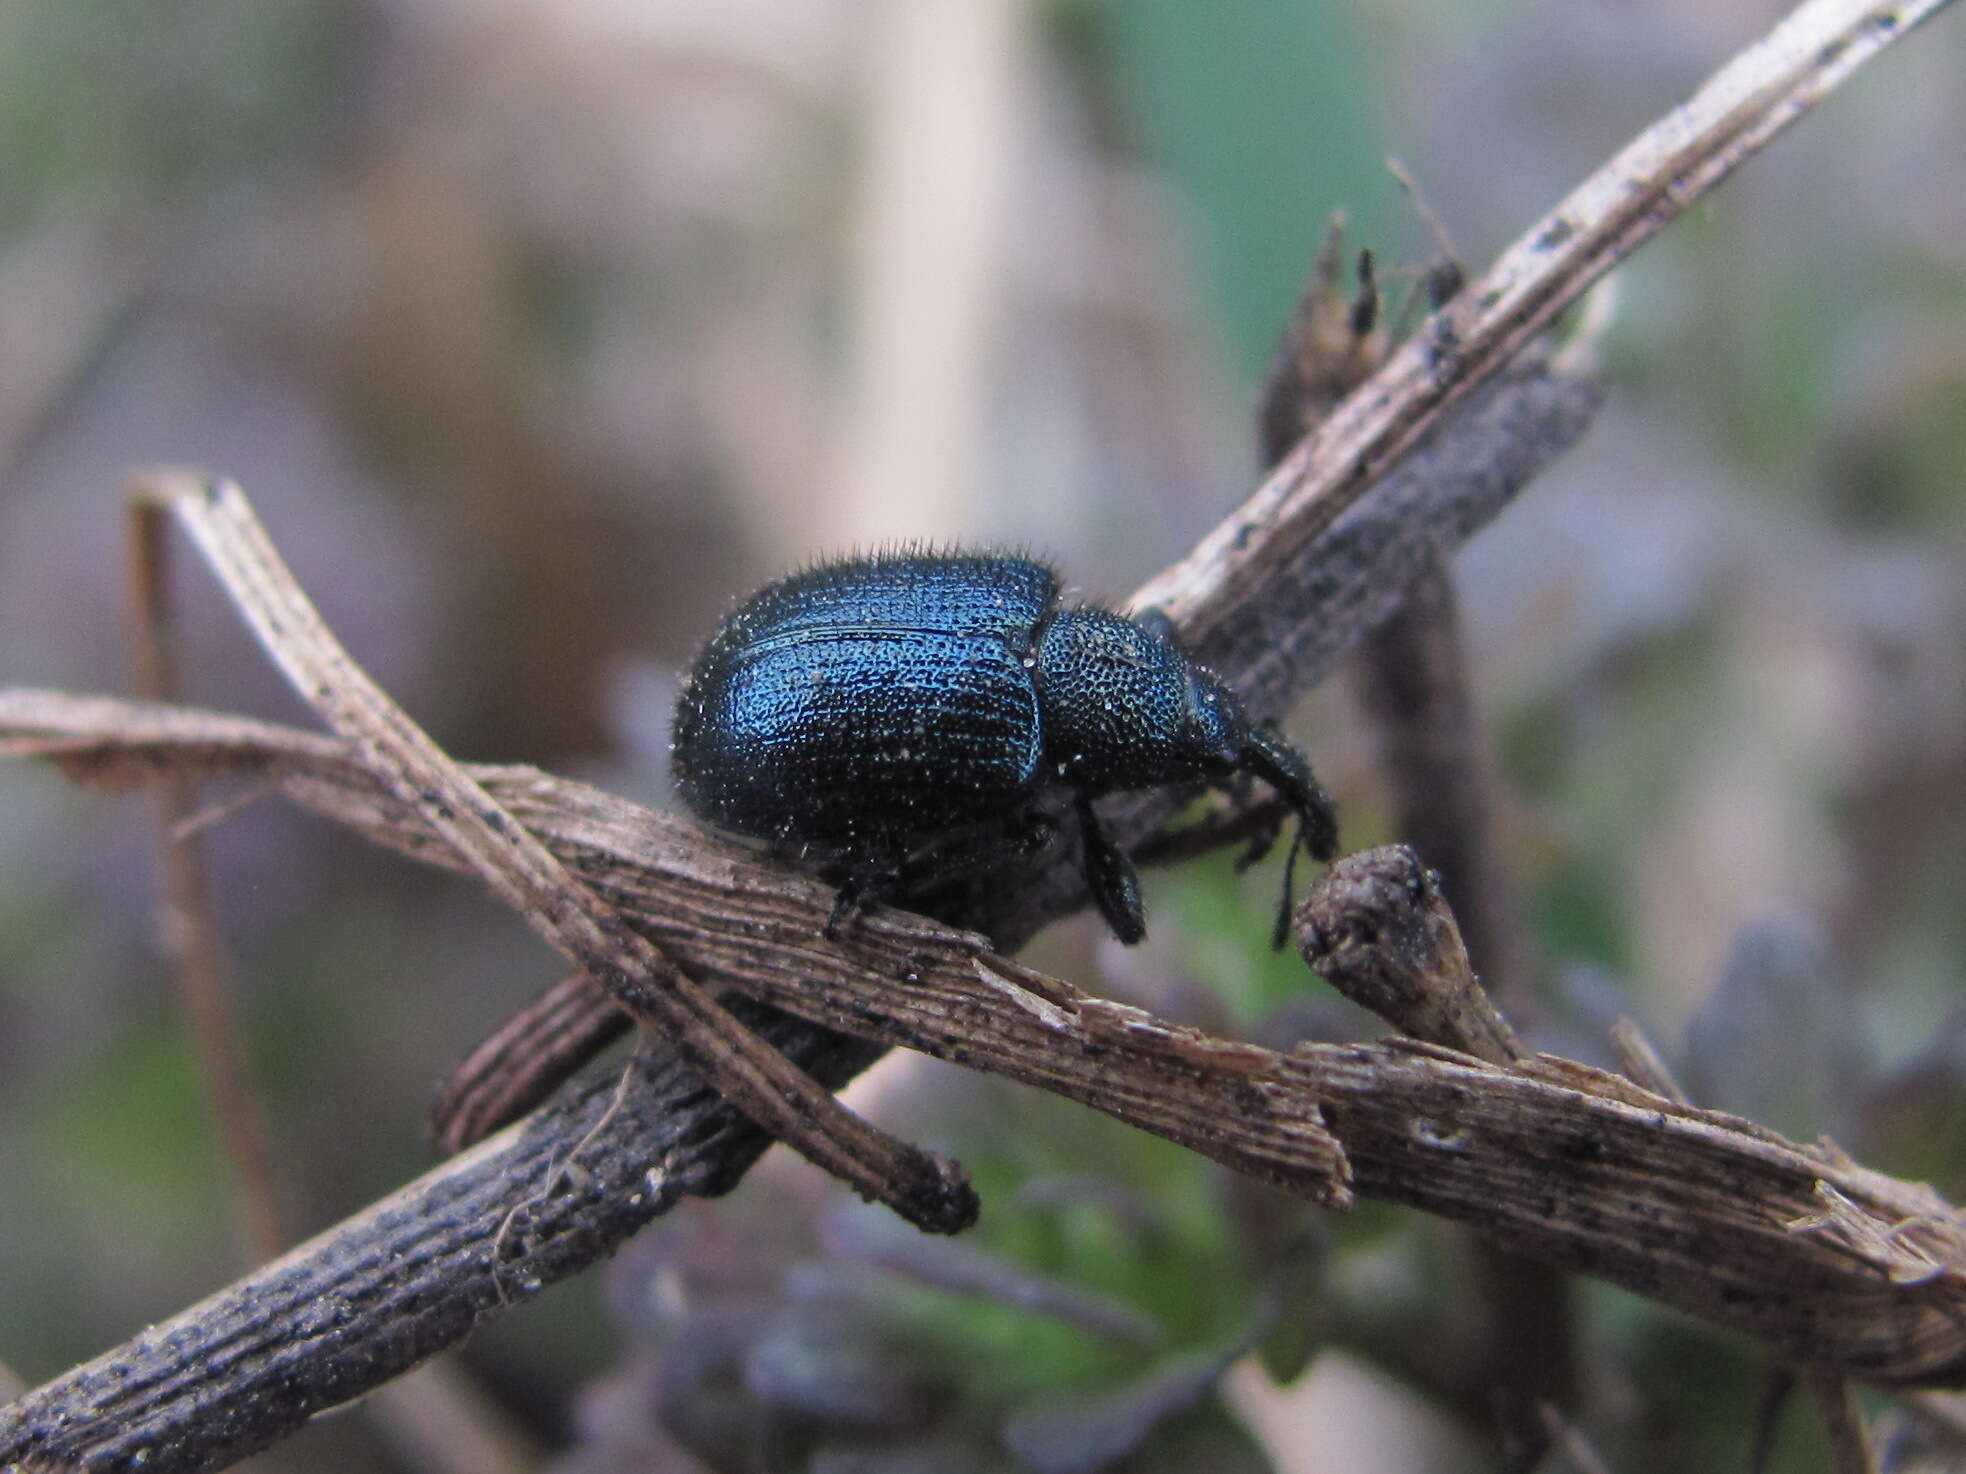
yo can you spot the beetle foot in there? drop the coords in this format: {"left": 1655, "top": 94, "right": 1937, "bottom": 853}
{"left": 1298, "top": 787, "right": 1340, "bottom": 863}
{"left": 1076, "top": 794, "right": 1146, "bottom": 944}
{"left": 823, "top": 861, "right": 903, "bottom": 940}
{"left": 1231, "top": 801, "right": 1288, "bottom": 872}
{"left": 823, "top": 883, "right": 858, "bottom": 940}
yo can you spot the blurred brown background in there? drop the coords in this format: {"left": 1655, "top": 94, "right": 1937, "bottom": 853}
{"left": 2, "top": 1, "right": 1964, "bottom": 1470}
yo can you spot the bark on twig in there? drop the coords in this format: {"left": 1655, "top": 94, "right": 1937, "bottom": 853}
{"left": 1348, "top": 557, "right": 1535, "bottom": 1010}
{"left": 430, "top": 357, "right": 1600, "bottom": 1148}
{"left": 131, "top": 495, "right": 531, "bottom": 1474}
{"left": 0, "top": 982, "right": 886, "bottom": 1474}
{"left": 1748, "top": 1367, "right": 1799, "bottom": 1474}
{"left": 4, "top": 720, "right": 1966, "bottom": 1471}
{"left": 431, "top": 971, "right": 631, "bottom": 1155}
{"left": 1611, "top": 1016, "right": 1693, "bottom": 1106}
{"left": 1297, "top": 847, "right": 1521, "bottom": 1066}
{"left": 1130, "top": 0, "right": 1958, "bottom": 656}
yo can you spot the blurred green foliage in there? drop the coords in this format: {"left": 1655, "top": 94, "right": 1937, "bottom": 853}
{"left": 1091, "top": 0, "right": 1399, "bottom": 381}
{"left": 0, "top": 0, "right": 344, "bottom": 233}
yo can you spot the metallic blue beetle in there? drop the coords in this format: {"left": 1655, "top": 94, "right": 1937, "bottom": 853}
{"left": 671, "top": 551, "right": 1337, "bottom": 943}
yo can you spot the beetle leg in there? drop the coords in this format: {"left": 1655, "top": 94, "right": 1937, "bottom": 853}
{"left": 1271, "top": 832, "right": 1304, "bottom": 951}
{"left": 823, "top": 857, "right": 905, "bottom": 939}
{"left": 1228, "top": 796, "right": 1288, "bottom": 871}
{"left": 823, "top": 879, "right": 860, "bottom": 940}
{"left": 1074, "top": 793, "right": 1146, "bottom": 944}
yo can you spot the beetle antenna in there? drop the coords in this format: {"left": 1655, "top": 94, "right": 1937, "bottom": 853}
{"left": 1238, "top": 725, "right": 1337, "bottom": 950}
{"left": 1271, "top": 827, "right": 1303, "bottom": 950}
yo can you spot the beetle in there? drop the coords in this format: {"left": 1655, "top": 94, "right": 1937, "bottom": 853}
{"left": 671, "top": 550, "right": 1337, "bottom": 944}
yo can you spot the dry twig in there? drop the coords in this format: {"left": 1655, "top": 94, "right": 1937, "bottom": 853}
{"left": 1809, "top": 1368, "right": 1881, "bottom": 1474}
{"left": 4, "top": 696, "right": 1966, "bottom": 1472}
{"left": 125, "top": 496, "right": 289, "bottom": 1262}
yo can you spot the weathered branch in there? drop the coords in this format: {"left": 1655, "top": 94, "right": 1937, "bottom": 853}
{"left": 0, "top": 985, "right": 887, "bottom": 1474}
{"left": 5, "top": 720, "right": 1966, "bottom": 1473}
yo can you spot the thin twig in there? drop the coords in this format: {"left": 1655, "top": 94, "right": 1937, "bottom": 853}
{"left": 1298, "top": 846, "right": 1567, "bottom": 1454}
{"left": 125, "top": 493, "right": 287, "bottom": 1262}
{"left": 1536, "top": 1401, "right": 1617, "bottom": 1474}
{"left": 1296, "top": 846, "right": 1521, "bottom": 1065}
{"left": 431, "top": 972, "right": 629, "bottom": 1155}
{"left": 3, "top": 757, "right": 1965, "bottom": 1471}
{"left": 9, "top": 696, "right": 1966, "bottom": 1355}
{"left": 133, "top": 501, "right": 552, "bottom": 1474}
{"left": 1348, "top": 557, "right": 1535, "bottom": 1010}
{"left": 0, "top": 992, "right": 888, "bottom": 1474}
{"left": 1344, "top": 558, "right": 1563, "bottom": 1438}
{"left": 1748, "top": 1366, "right": 1798, "bottom": 1474}
{"left": 360, "top": 1362, "right": 542, "bottom": 1474}
{"left": 1257, "top": 206, "right": 1568, "bottom": 1453}
{"left": 1902, "top": 1389, "right": 1966, "bottom": 1437}
{"left": 1610, "top": 1017, "right": 1693, "bottom": 1107}
{"left": 431, "top": 355, "right": 1601, "bottom": 1148}
{"left": 1808, "top": 1368, "right": 1880, "bottom": 1474}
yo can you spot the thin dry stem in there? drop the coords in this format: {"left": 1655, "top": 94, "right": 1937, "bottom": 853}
{"left": 1611, "top": 1016, "right": 1693, "bottom": 1106}
{"left": 129, "top": 496, "right": 540, "bottom": 1474}
{"left": 1348, "top": 556, "right": 1535, "bottom": 1009}
{"left": 431, "top": 972, "right": 630, "bottom": 1155}
{"left": 1809, "top": 1369, "right": 1879, "bottom": 1474}
{"left": 1536, "top": 1402, "right": 1617, "bottom": 1474}
{"left": 1748, "top": 1367, "right": 1798, "bottom": 1474}
{"left": 6, "top": 699, "right": 1966, "bottom": 1471}
{"left": 7, "top": 692, "right": 1966, "bottom": 1381}
{"left": 1297, "top": 844, "right": 1564, "bottom": 1450}
{"left": 1258, "top": 207, "right": 1564, "bottom": 1450}
{"left": 125, "top": 492, "right": 288, "bottom": 1263}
